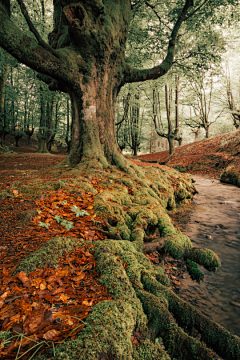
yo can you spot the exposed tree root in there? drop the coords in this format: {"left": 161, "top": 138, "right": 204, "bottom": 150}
{"left": 11, "top": 162, "right": 239, "bottom": 360}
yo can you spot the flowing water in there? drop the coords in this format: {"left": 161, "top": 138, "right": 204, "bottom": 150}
{"left": 178, "top": 175, "right": 240, "bottom": 337}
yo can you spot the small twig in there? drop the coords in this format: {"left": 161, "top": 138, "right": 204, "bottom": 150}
{"left": 5, "top": 293, "right": 31, "bottom": 304}
{"left": 95, "top": 228, "right": 109, "bottom": 235}
{"left": 129, "top": 279, "right": 149, "bottom": 293}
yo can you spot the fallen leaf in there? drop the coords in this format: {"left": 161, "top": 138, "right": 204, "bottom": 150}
{"left": 131, "top": 335, "right": 140, "bottom": 346}
{"left": 53, "top": 287, "right": 65, "bottom": 295}
{"left": 72, "top": 274, "right": 85, "bottom": 282}
{"left": 82, "top": 299, "right": 93, "bottom": 306}
{"left": 59, "top": 294, "right": 70, "bottom": 302}
{"left": 40, "top": 282, "right": 47, "bottom": 291}
{"left": 43, "top": 329, "right": 61, "bottom": 340}
{"left": 16, "top": 271, "right": 30, "bottom": 287}
{"left": 173, "top": 280, "right": 181, "bottom": 285}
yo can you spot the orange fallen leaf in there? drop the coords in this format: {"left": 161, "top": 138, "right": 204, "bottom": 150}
{"left": 0, "top": 291, "right": 9, "bottom": 309}
{"left": 40, "top": 282, "right": 47, "bottom": 291}
{"left": 43, "top": 329, "right": 61, "bottom": 340}
{"left": 82, "top": 299, "right": 93, "bottom": 306}
{"left": 59, "top": 294, "right": 70, "bottom": 302}
{"left": 52, "top": 287, "right": 65, "bottom": 295}
{"left": 16, "top": 271, "right": 30, "bottom": 287}
{"left": 131, "top": 336, "right": 140, "bottom": 346}
{"left": 72, "top": 274, "right": 85, "bottom": 282}
{"left": 173, "top": 280, "right": 181, "bottom": 285}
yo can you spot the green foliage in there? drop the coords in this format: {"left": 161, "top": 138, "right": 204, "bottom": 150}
{"left": 186, "top": 259, "right": 204, "bottom": 283}
{"left": 71, "top": 205, "right": 89, "bottom": 217}
{"left": 58, "top": 180, "right": 66, "bottom": 188}
{"left": 54, "top": 215, "right": 74, "bottom": 230}
{"left": 38, "top": 221, "right": 50, "bottom": 229}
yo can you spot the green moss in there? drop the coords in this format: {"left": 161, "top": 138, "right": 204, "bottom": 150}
{"left": 14, "top": 237, "right": 83, "bottom": 275}
{"left": 120, "top": 178, "right": 135, "bottom": 188}
{"left": 116, "top": 221, "right": 130, "bottom": 239}
{"left": 36, "top": 300, "right": 137, "bottom": 360}
{"left": 158, "top": 213, "right": 177, "bottom": 237}
{"left": 95, "top": 239, "right": 167, "bottom": 306}
{"left": 0, "top": 331, "right": 11, "bottom": 341}
{"left": 130, "top": 228, "right": 145, "bottom": 244}
{"left": 220, "top": 165, "right": 240, "bottom": 187}
{"left": 132, "top": 339, "right": 171, "bottom": 360}
{"left": 186, "top": 259, "right": 204, "bottom": 283}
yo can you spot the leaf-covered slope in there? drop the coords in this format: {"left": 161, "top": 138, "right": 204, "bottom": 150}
{"left": 134, "top": 130, "right": 240, "bottom": 186}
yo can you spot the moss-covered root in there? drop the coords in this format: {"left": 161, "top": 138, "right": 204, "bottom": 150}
{"left": 136, "top": 289, "right": 219, "bottom": 360}
{"left": 163, "top": 234, "right": 221, "bottom": 272}
{"left": 141, "top": 273, "right": 240, "bottom": 360}
{"left": 184, "top": 247, "right": 221, "bottom": 271}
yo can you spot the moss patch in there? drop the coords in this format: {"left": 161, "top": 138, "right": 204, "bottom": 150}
{"left": 14, "top": 236, "right": 83, "bottom": 275}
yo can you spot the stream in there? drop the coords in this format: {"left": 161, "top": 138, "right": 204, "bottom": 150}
{"left": 178, "top": 175, "right": 240, "bottom": 337}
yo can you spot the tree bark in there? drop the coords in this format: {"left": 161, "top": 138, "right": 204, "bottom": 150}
{"left": 168, "top": 136, "right": 175, "bottom": 156}
{"left": 205, "top": 125, "right": 209, "bottom": 138}
{"left": 67, "top": 84, "right": 122, "bottom": 168}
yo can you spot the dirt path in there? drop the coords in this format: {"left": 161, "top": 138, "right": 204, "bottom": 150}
{"left": 178, "top": 175, "right": 240, "bottom": 337}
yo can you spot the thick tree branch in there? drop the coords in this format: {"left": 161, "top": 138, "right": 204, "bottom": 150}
{"left": 0, "top": 6, "right": 58, "bottom": 77}
{"left": 16, "top": 0, "right": 59, "bottom": 58}
{"left": 123, "top": 0, "right": 194, "bottom": 85}
{"left": 0, "top": 1, "right": 85, "bottom": 89}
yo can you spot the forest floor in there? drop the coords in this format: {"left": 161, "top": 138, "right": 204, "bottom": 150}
{"left": 0, "top": 132, "right": 240, "bottom": 359}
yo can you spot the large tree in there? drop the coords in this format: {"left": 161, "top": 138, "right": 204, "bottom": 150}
{"left": 0, "top": 0, "right": 199, "bottom": 168}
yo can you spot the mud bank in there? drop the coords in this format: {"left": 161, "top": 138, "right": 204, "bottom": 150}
{"left": 178, "top": 176, "right": 240, "bottom": 337}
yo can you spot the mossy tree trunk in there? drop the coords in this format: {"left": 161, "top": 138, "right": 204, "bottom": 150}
{"left": 0, "top": 0, "right": 194, "bottom": 168}
{"left": 66, "top": 81, "right": 122, "bottom": 168}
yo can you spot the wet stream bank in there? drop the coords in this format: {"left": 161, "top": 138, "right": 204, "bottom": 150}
{"left": 176, "top": 175, "right": 240, "bottom": 336}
